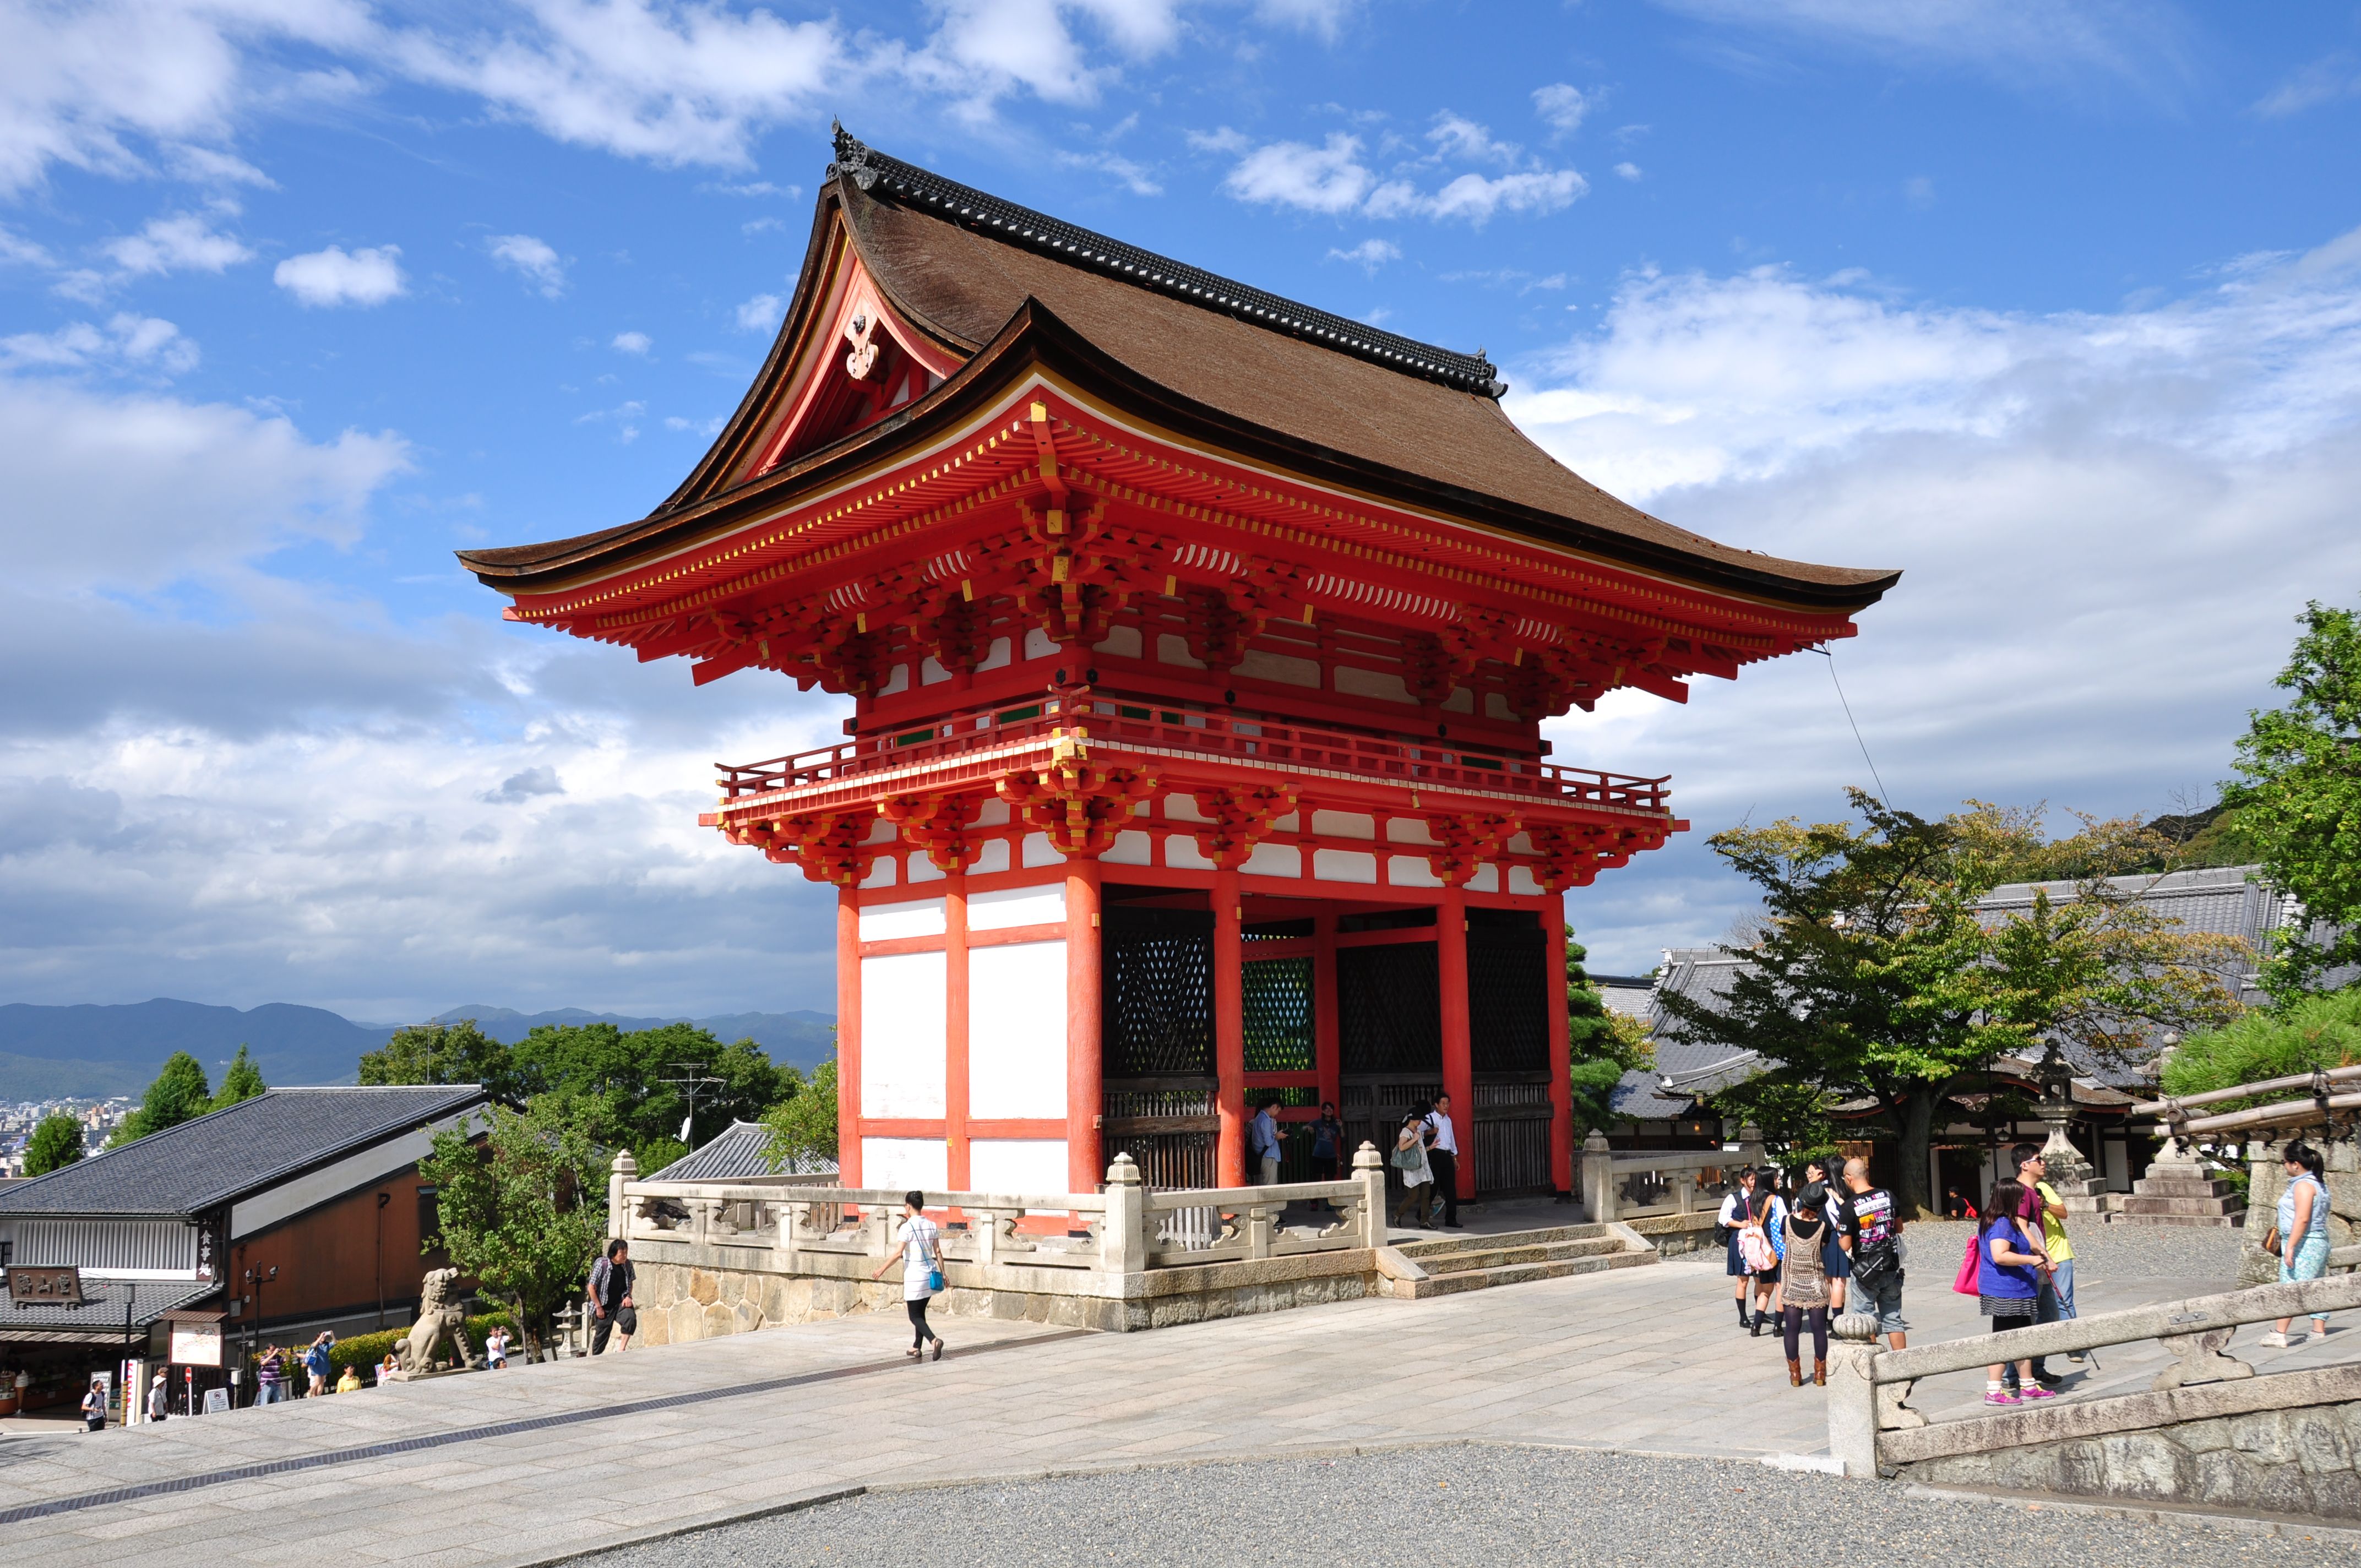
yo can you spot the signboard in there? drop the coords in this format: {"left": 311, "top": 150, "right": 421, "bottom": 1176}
{"left": 169, "top": 1320, "right": 224, "bottom": 1367}
{"left": 6, "top": 1264, "right": 84, "bottom": 1306}
{"left": 202, "top": 1387, "right": 230, "bottom": 1415}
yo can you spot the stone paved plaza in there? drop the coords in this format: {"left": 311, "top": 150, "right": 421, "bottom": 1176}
{"left": 2, "top": 1222, "right": 2354, "bottom": 1566}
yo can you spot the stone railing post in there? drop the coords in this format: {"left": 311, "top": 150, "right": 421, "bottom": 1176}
{"left": 1737, "top": 1124, "right": 1765, "bottom": 1171}
{"left": 607, "top": 1151, "right": 637, "bottom": 1241}
{"left": 1581, "top": 1130, "right": 1615, "bottom": 1224}
{"left": 1101, "top": 1154, "right": 1147, "bottom": 1277}
{"left": 1825, "top": 1313, "right": 1880, "bottom": 1477}
{"left": 1674, "top": 1168, "right": 1696, "bottom": 1216}
{"left": 1354, "top": 1142, "right": 1388, "bottom": 1249}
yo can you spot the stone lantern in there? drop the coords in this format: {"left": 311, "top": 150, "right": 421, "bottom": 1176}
{"left": 2034, "top": 1045, "right": 2104, "bottom": 1210}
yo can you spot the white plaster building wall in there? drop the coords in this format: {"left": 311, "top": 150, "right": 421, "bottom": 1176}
{"left": 968, "top": 883, "right": 1065, "bottom": 930}
{"left": 861, "top": 950, "right": 946, "bottom": 1117}
{"left": 861, "top": 1136, "right": 948, "bottom": 1195}
{"left": 859, "top": 896, "right": 946, "bottom": 941}
{"left": 967, "top": 1138, "right": 1071, "bottom": 1202}
{"left": 968, "top": 940, "right": 1068, "bottom": 1119}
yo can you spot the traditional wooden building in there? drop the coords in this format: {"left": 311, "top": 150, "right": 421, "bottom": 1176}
{"left": 460, "top": 129, "right": 1895, "bottom": 1206}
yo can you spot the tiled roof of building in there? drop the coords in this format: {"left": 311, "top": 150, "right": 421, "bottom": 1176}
{"left": 0, "top": 1086, "right": 487, "bottom": 1218}
{"left": 1609, "top": 948, "right": 1761, "bottom": 1122}
{"left": 646, "top": 1121, "right": 839, "bottom": 1183}
{"left": 3, "top": 1278, "right": 217, "bottom": 1336}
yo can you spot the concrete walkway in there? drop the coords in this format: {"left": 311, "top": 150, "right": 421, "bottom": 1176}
{"left": 2, "top": 1234, "right": 2351, "bottom": 1567}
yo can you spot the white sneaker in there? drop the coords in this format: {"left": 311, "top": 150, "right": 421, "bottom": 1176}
{"left": 2256, "top": 1331, "right": 2294, "bottom": 1348}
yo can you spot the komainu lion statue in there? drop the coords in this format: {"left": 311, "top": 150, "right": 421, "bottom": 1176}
{"left": 394, "top": 1266, "right": 484, "bottom": 1376}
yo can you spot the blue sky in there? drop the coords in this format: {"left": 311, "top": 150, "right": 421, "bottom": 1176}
{"left": 4, "top": 0, "right": 2360, "bottom": 1021}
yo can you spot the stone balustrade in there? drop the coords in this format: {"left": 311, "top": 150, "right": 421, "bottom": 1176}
{"left": 1824, "top": 1270, "right": 2361, "bottom": 1512}
{"left": 1580, "top": 1130, "right": 1764, "bottom": 1226}
{"left": 603, "top": 1145, "right": 1395, "bottom": 1337}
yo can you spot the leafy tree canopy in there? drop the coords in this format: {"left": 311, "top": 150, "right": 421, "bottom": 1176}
{"left": 211, "top": 1044, "right": 266, "bottom": 1110}
{"left": 418, "top": 1099, "right": 608, "bottom": 1355}
{"left": 761, "top": 1055, "right": 837, "bottom": 1173}
{"left": 360, "top": 1019, "right": 524, "bottom": 1101}
{"left": 515, "top": 1021, "right": 787, "bottom": 1171}
{"left": 1565, "top": 930, "right": 1651, "bottom": 1134}
{"left": 2161, "top": 988, "right": 2361, "bottom": 1104}
{"left": 109, "top": 1050, "right": 213, "bottom": 1147}
{"left": 24, "top": 1112, "right": 86, "bottom": 1177}
{"left": 2223, "top": 598, "right": 2361, "bottom": 998}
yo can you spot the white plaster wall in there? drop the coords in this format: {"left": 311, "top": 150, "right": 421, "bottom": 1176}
{"left": 967, "top": 940, "right": 1068, "bottom": 1119}
{"left": 1508, "top": 866, "right": 1543, "bottom": 896}
{"left": 1237, "top": 649, "right": 1320, "bottom": 688}
{"left": 977, "top": 636, "right": 1013, "bottom": 671}
{"left": 1021, "top": 831, "right": 1061, "bottom": 867}
{"left": 1024, "top": 627, "right": 1058, "bottom": 660}
{"left": 859, "top": 856, "right": 896, "bottom": 889}
{"left": 969, "top": 883, "right": 1065, "bottom": 930}
{"left": 1242, "top": 842, "right": 1298, "bottom": 877}
{"left": 1390, "top": 855, "right": 1444, "bottom": 888}
{"left": 859, "top": 896, "right": 946, "bottom": 941}
{"left": 1166, "top": 836, "right": 1214, "bottom": 870}
{"left": 1103, "top": 830, "right": 1152, "bottom": 864}
{"left": 1313, "top": 848, "right": 1378, "bottom": 884}
{"left": 968, "top": 1138, "right": 1072, "bottom": 1202}
{"left": 907, "top": 855, "right": 946, "bottom": 884}
{"left": 861, "top": 950, "right": 946, "bottom": 1117}
{"left": 969, "top": 839, "right": 1011, "bottom": 874}
{"left": 1312, "top": 810, "right": 1375, "bottom": 839}
{"left": 862, "top": 1137, "right": 948, "bottom": 1196}
{"left": 1093, "top": 625, "right": 1143, "bottom": 658}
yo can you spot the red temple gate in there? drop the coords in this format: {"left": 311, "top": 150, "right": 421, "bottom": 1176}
{"left": 461, "top": 128, "right": 1895, "bottom": 1205}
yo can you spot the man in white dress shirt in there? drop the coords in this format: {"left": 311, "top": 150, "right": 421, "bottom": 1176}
{"left": 1424, "top": 1094, "right": 1462, "bottom": 1229}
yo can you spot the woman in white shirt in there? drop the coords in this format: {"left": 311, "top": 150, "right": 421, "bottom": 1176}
{"left": 1719, "top": 1169, "right": 1759, "bottom": 1331}
{"left": 872, "top": 1190, "right": 947, "bottom": 1361}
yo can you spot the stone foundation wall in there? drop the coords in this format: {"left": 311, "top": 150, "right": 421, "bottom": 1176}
{"left": 625, "top": 1245, "right": 1382, "bottom": 1344}
{"left": 2241, "top": 1137, "right": 2359, "bottom": 1288}
{"left": 1626, "top": 1211, "right": 1719, "bottom": 1259}
{"left": 1898, "top": 1399, "right": 2361, "bottom": 1520}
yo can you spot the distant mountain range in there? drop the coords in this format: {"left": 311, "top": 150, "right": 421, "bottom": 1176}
{"left": 0, "top": 999, "right": 836, "bottom": 1103}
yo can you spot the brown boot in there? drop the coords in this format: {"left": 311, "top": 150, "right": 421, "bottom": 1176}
{"left": 1787, "top": 1358, "right": 1803, "bottom": 1387}
{"left": 1813, "top": 1359, "right": 1827, "bottom": 1387}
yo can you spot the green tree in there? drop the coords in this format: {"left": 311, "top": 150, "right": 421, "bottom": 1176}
{"left": 2161, "top": 989, "right": 2361, "bottom": 1103}
{"left": 2224, "top": 599, "right": 2361, "bottom": 998}
{"left": 1565, "top": 930, "right": 1651, "bottom": 1134}
{"left": 211, "top": 1045, "right": 267, "bottom": 1110}
{"left": 24, "top": 1112, "right": 86, "bottom": 1176}
{"left": 1653, "top": 793, "right": 2006, "bottom": 1219}
{"left": 360, "top": 1020, "right": 523, "bottom": 1100}
{"left": 518, "top": 1021, "right": 787, "bottom": 1169}
{"left": 418, "top": 1099, "right": 608, "bottom": 1357}
{"left": 109, "top": 1050, "right": 214, "bottom": 1147}
{"left": 761, "top": 1055, "right": 839, "bottom": 1172}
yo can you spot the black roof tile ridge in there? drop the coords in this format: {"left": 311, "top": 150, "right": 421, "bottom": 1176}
{"left": 830, "top": 124, "right": 1508, "bottom": 400}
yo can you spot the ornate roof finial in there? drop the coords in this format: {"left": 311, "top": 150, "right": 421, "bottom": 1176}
{"left": 830, "top": 122, "right": 875, "bottom": 189}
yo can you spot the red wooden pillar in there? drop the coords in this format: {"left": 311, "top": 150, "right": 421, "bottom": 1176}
{"left": 1438, "top": 883, "right": 1475, "bottom": 1201}
{"left": 1214, "top": 865, "right": 1246, "bottom": 1186}
{"left": 945, "top": 871, "right": 970, "bottom": 1190}
{"left": 1546, "top": 892, "right": 1574, "bottom": 1195}
{"left": 1312, "top": 911, "right": 1341, "bottom": 1125}
{"left": 1065, "top": 858, "right": 1105, "bottom": 1192}
{"left": 836, "top": 887, "right": 862, "bottom": 1187}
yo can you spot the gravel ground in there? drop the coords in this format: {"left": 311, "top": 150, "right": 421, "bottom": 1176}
{"left": 581, "top": 1446, "right": 2351, "bottom": 1568}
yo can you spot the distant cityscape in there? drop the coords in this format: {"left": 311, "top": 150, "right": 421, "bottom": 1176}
{"left": 0, "top": 1097, "right": 131, "bottom": 1178}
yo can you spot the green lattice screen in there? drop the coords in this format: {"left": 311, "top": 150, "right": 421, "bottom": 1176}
{"left": 1242, "top": 956, "right": 1316, "bottom": 1072}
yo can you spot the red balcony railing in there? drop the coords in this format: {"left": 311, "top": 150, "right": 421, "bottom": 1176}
{"left": 715, "top": 694, "right": 1670, "bottom": 814}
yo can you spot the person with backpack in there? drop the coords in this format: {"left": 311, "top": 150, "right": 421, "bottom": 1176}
{"left": 1718, "top": 1168, "right": 1761, "bottom": 1330}
{"left": 1738, "top": 1174, "right": 1786, "bottom": 1336}
{"left": 303, "top": 1332, "right": 336, "bottom": 1396}
{"left": 871, "top": 1190, "right": 946, "bottom": 1361}
{"left": 1974, "top": 1177, "right": 2058, "bottom": 1406}
{"left": 1842, "top": 1157, "right": 1907, "bottom": 1349}
{"left": 81, "top": 1376, "right": 107, "bottom": 1432}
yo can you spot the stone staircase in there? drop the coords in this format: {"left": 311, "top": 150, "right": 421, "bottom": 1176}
{"left": 1386, "top": 1222, "right": 1657, "bottom": 1299}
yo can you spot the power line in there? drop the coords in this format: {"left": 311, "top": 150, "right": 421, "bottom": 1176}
{"left": 1811, "top": 646, "right": 1890, "bottom": 807}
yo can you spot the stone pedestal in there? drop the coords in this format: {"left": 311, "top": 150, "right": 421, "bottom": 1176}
{"left": 2118, "top": 1148, "right": 2246, "bottom": 1228}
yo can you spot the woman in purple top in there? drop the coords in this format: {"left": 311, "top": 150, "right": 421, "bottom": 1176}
{"left": 1977, "top": 1178, "right": 2056, "bottom": 1406}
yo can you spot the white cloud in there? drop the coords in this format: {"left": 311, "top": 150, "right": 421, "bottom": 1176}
{"left": 1053, "top": 148, "right": 1162, "bottom": 195}
{"left": 1253, "top": 0, "right": 1357, "bottom": 39}
{"left": 1326, "top": 237, "right": 1399, "bottom": 273}
{"left": 1377, "top": 167, "right": 1586, "bottom": 224}
{"left": 1506, "top": 227, "right": 2361, "bottom": 969}
{"left": 0, "top": 314, "right": 200, "bottom": 378}
{"left": 1428, "top": 112, "right": 1519, "bottom": 166}
{"left": 489, "top": 232, "right": 567, "bottom": 297}
{"left": 1532, "top": 83, "right": 1590, "bottom": 134}
{"left": 2254, "top": 55, "right": 2361, "bottom": 118}
{"left": 102, "top": 210, "right": 255, "bottom": 277}
{"left": 1653, "top": 0, "right": 2192, "bottom": 92}
{"left": 1223, "top": 133, "right": 1375, "bottom": 213}
{"left": 611, "top": 330, "right": 652, "bottom": 355}
{"left": 274, "top": 244, "right": 407, "bottom": 308}
{"left": 735, "top": 292, "right": 784, "bottom": 333}
{"left": 909, "top": 0, "right": 1187, "bottom": 112}
{"left": 1614, "top": 161, "right": 1641, "bottom": 181}
{"left": 0, "top": 226, "right": 60, "bottom": 269}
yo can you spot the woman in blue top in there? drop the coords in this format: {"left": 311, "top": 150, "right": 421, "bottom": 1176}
{"left": 2262, "top": 1141, "right": 2334, "bottom": 1348}
{"left": 1977, "top": 1178, "right": 2057, "bottom": 1406}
